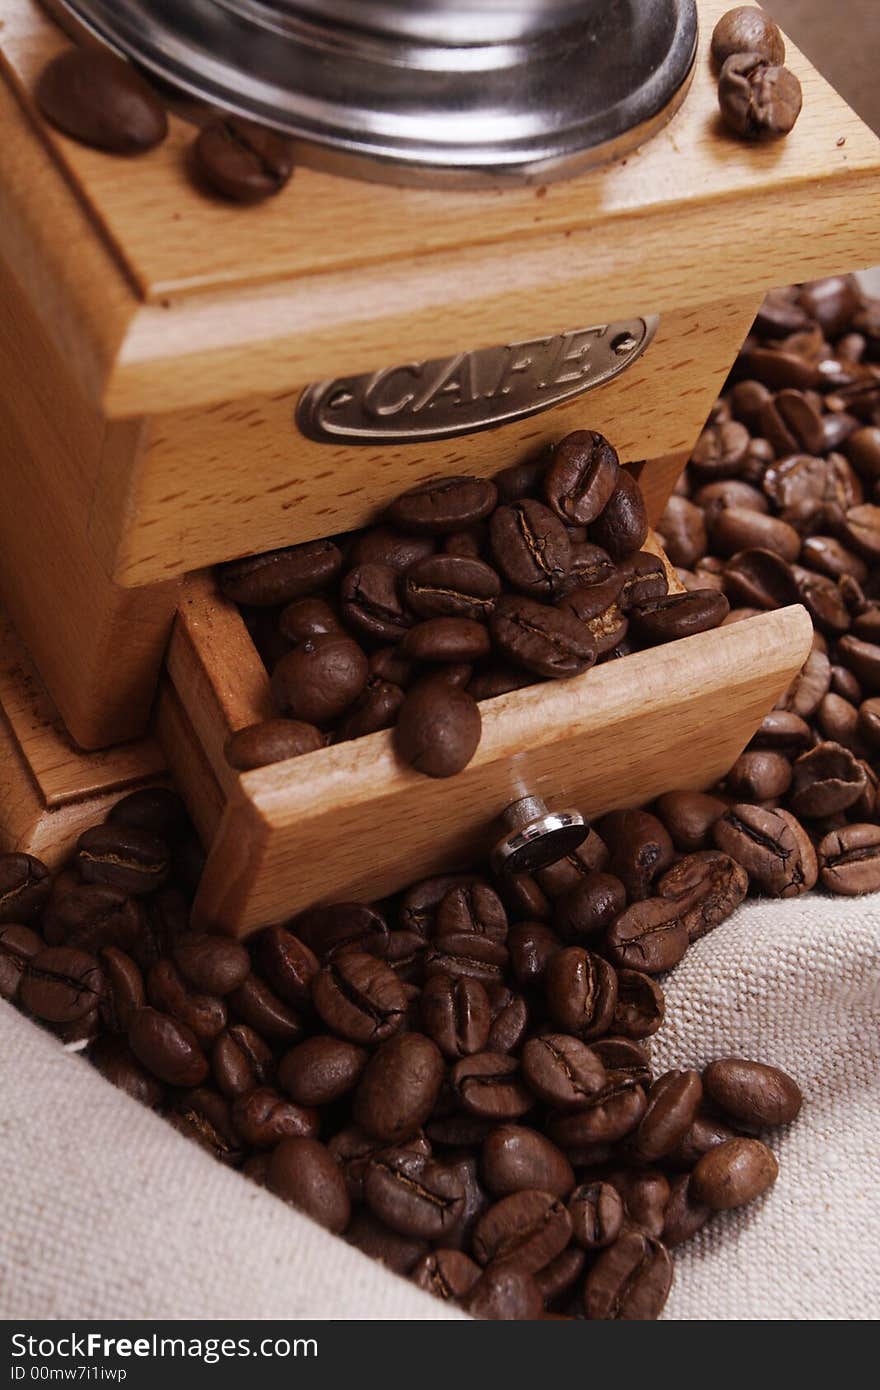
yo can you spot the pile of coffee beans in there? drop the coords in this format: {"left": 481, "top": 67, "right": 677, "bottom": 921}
{"left": 0, "top": 780, "right": 802, "bottom": 1321}
{"left": 659, "top": 272, "right": 880, "bottom": 897}
{"left": 35, "top": 46, "right": 295, "bottom": 204}
{"left": 218, "top": 440, "right": 729, "bottom": 778}
{"left": 712, "top": 7, "right": 802, "bottom": 140}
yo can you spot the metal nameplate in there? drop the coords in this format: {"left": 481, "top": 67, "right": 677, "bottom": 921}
{"left": 296, "top": 316, "right": 659, "bottom": 446}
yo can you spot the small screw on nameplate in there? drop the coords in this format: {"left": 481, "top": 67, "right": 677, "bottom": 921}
{"left": 296, "top": 315, "right": 659, "bottom": 446}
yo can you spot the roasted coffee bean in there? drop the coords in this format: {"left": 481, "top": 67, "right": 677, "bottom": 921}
{"left": 507, "top": 921, "right": 563, "bottom": 986}
{"left": 818, "top": 823, "right": 880, "bottom": 894}
{"left": 554, "top": 873, "right": 626, "bottom": 939}
{"left": 703, "top": 1058, "right": 802, "bottom": 1128}
{"left": 491, "top": 594, "right": 597, "bottom": 678}
{"left": 613, "top": 970, "right": 665, "bottom": 1039}
{"left": 354, "top": 1033, "right": 445, "bottom": 1142}
{"left": 725, "top": 548, "right": 801, "bottom": 611}
{"left": 711, "top": 7, "right": 785, "bottom": 66}
{"left": 272, "top": 635, "right": 368, "bottom": 724}
{"left": 749, "top": 709, "right": 813, "bottom": 755}
{"left": 364, "top": 1150, "right": 465, "bottom": 1239}
{"left": 631, "top": 1070, "right": 703, "bottom": 1161}
{"left": 545, "top": 947, "right": 617, "bottom": 1039}
{"left": 591, "top": 1037, "right": 652, "bottom": 1088}
{"left": 590, "top": 468, "right": 649, "bottom": 560}
{"left": 473, "top": 1189, "right": 572, "bottom": 1273}
{"left": 147, "top": 959, "right": 226, "bottom": 1043}
{"left": 544, "top": 431, "right": 620, "bottom": 525}
{"left": 654, "top": 790, "right": 727, "bottom": 852}
{"left": 605, "top": 1167, "right": 671, "bottom": 1239}
{"left": 837, "top": 634, "right": 880, "bottom": 692}
{"left": 801, "top": 536, "right": 868, "bottom": 584}
{"left": 36, "top": 48, "right": 167, "bottom": 153}
{"left": 436, "top": 883, "right": 507, "bottom": 943}
{"left": 777, "top": 647, "right": 833, "bottom": 719}
{"left": 788, "top": 741, "right": 867, "bottom": 817}
{"left": 194, "top": 116, "right": 294, "bottom": 202}
{"left": 795, "top": 571, "right": 852, "bottom": 638}
{"left": 403, "top": 555, "right": 501, "bottom": 620}
{"left": 568, "top": 1181, "right": 624, "bottom": 1250}
{"left": 219, "top": 541, "right": 342, "bottom": 606}
{"left": 339, "top": 563, "right": 412, "bottom": 643}
{"left": 0, "top": 924, "right": 43, "bottom": 1001}
{"left": 535, "top": 1245, "right": 587, "bottom": 1306}
{"left": 346, "top": 1210, "right": 428, "bottom": 1275}
{"left": 97, "top": 947, "right": 144, "bottom": 1033}
{"left": 76, "top": 825, "right": 170, "bottom": 896}
{"left": 386, "top": 477, "right": 497, "bottom": 535}
{"left": 42, "top": 881, "right": 143, "bottom": 954}
{"left": 481, "top": 1125, "right": 574, "bottom": 1199}
{"left": 128, "top": 1007, "right": 208, "bottom": 1087}
{"left": 520, "top": 1033, "right": 606, "bottom": 1110}
{"left": 212, "top": 1024, "right": 274, "bottom": 1099}
{"left": 816, "top": 693, "right": 862, "bottom": 750}
{"left": 605, "top": 899, "right": 690, "bottom": 975}
{"left": 691, "top": 1137, "right": 779, "bottom": 1210}
{"left": 402, "top": 617, "right": 490, "bottom": 664}
{"left": 618, "top": 551, "right": 669, "bottom": 609}
{"left": 172, "top": 933, "right": 250, "bottom": 996}
{"left": 839, "top": 505, "right": 880, "bottom": 563}
{"left": 312, "top": 952, "right": 404, "bottom": 1044}
{"left": 662, "top": 1174, "right": 712, "bottom": 1248}
{"left": 548, "top": 1079, "right": 647, "bottom": 1147}
{"left": 89, "top": 1035, "right": 164, "bottom": 1108}
{"left": 231, "top": 1086, "right": 318, "bottom": 1149}
{"left": 600, "top": 811, "right": 675, "bottom": 902}
{"left": 659, "top": 495, "right": 707, "bottom": 569}
{"left": 411, "top": 1250, "right": 481, "bottom": 1302}
{"left": 349, "top": 528, "right": 436, "bottom": 573}
{"left": 857, "top": 696, "right": 880, "bottom": 747}
{"left": 278, "top": 1036, "right": 368, "bottom": 1105}
{"left": 656, "top": 851, "right": 750, "bottom": 942}
{"left": 256, "top": 926, "right": 319, "bottom": 1007}
{"left": 452, "top": 1053, "right": 533, "bottom": 1120}
{"left": 718, "top": 53, "right": 802, "bottom": 139}
{"left": 225, "top": 719, "right": 323, "bottom": 769}
{"left": 713, "top": 804, "right": 817, "bottom": 897}
{"left": 170, "top": 1088, "right": 242, "bottom": 1164}
{"left": 464, "top": 1265, "right": 544, "bottom": 1320}
{"left": 20, "top": 946, "right": 103, "bottom": 1024}
{"left": 0, "top": 854, "right": 51, "bottom": 924}
{"left": 584, "top": 1230, "right": 673, "bottom": 1320}
{"left": 629, "top": 589, "right": 729, "bottom": 644}
{"left": 337, "top": 676, "right": 405, "bottom": 743}
{"left": 400, "top": 874, "right": 482, "bottom": 940}
{"left": 395, "top": 680, "right": 481, "bottom": 778}
{"left": 712, "top": 507, "right": 801, "bottom": 563}
{"left": 267, "top": 1137, "right": 351, "bottom": 1233}
{"left": 690, "top": 420, "right": 751, "bottom": 478}
{"left": 108, "top": 788, "right": 188, "bottom": 839}
{"left": 489, "top": 499, "right": 571, "bottom": 599}
{"left": 420, "top": 974, "right": 491, "bottom": 1058}
{"left": 292, "top": 902, "right": 389, "bottom": 963}
{"left": 278, "top": 597, "right": 343, "bottom": 644}
{"left": 230, "top": 973, "right": 303, "bottom": 1044}
{"left": 424, "top": 936, "right": 508, "bottom": 987}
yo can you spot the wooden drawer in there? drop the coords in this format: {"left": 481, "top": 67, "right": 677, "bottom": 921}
{"left": 158, "top": 557, "right": 813, "bottom": 937}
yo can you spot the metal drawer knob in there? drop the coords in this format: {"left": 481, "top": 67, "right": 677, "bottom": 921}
{"left": 491, "top": 795, "right": 587, "bottom": 877}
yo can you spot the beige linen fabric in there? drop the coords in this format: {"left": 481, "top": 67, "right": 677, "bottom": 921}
{"left": 1, "top": 893, "right": 878, "bottom": 1321}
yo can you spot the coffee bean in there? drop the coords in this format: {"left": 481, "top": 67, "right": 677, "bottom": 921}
{"left": 349, "top": 528, "right": 436, "bottom": 573}
{"left": 278, "top": 1036, "right": 368, "bottom": 1106}
{"left": 481, "top": 1125, "right": 574, "bottom": 1199}
{"left": 605, "top": 899, "right": 690, "bottom": 974}
{"left": 338, "top": 678, "right": 406, "bottom": 740}
{"left": 545, "top": 947, "right": 617, "bottom": 1039}
{"left": 656, "top": 851, "right": 750, "bottom": 942}
{"left": 97, "top": 947, "right": 144, "bottom": 1033}
{"left": 172, "top": 933, "right": 250, "bottom": 996}
{"left": 838, "top": 634, "right": 880, "bottom": 692}
{"left": 629, "top": 589, "right": 729, "bottom": 643}
{"left": 402, "top": 617, "right": 490, "bottom": 664}
{"left": 718, "top": 53, "right": 802, "bottom": 139}
{"left": 231, "top": 1086, "right": 318, "bottom": 1149}
{"left": 518, "top": 1033, "right": 605, "bottom": 1111}
{"left": 818, "top": 822, "right": 880, "bottom": 893}
{"left": 354, "top": 1033, "right": 445, "bottom": 1142}
{"left": 711, "top": 7, "right": 785, "bottom": 66}
{"left": 169, "top": 1088, "right": 242, "bottom": 1164}
{"left": 473, "top": 1189, "right": 572, "bottom": 1273}
{"left": 548, "top": 1079, "right": 647, "bottom": 1147}
{"left": 411, "top": 1249, "right": 481, "bottom": 1302}
{"left": 507, "top": 922, "right": 563, "bottom": 986}
{"left": 75, "top": 825, "right": 170, "bottom": 897}
{"left": 278, "top": 597, "right": 343, "bottom": 644}
{"left": 108, "top": 788, "right": 188, "bottom": 839}
{"left": 128, "top": 1007, "right": 208, "bottom": 1087}
{"left": 395, "top": 680, "right": 481, "bottom": 778}
{"left": 631, "top": 1069, "right": 703, "bottom": 1161}
{"left": 703, "top": 1057, "right": 802, "bottom": 1130}
{"left": 230, "top": 974, "right": 303, "bottom": 1044}
{"left": 544, "top": 431, "right": 620, "bottom": 525}
{"left": 464, "top": 1265, "right": 544, "bottom": 1320}
{"left": 147, "top": 959, "right": 226, "bottom": 1043}
{"left": 662, "top": 1174, "right": 712, "bottom": 1248}
{"left": 788, "top": 741, "right": 867, "bottom": 817}
{"left": 801, "top": 536, "right": 868, "bottom": 584}
{"left": 777, "top": 647, "right": 833, "bottom": 718}
{"left": 0, "top": 924, "right": 43, "bottom": 1001}
{"left": 90, "top": 1035, "right": 164, "bottom": 1108}
{"left": 225, "top": 719, "right": 324, "bottom": 769}
{"left": 312, "top": 952, "right": 405, "bottom": 1044}
{"left": 713, "top": 804, "right": 817, "bottom": 896}
{"left": 339, "top": 563, "right": 411, "bottom": 643}
{"left": 267, "top": 1137, "right": 351, "bottom": 1233}
{"left": 600, "top": 811, "right": 675, "bottom": 902}
{"left": 403, "top": 555, "right": 501, "bottom": 620}
{"left": 0, "top": 854, "right": 51, "bottom": 924}
{"left": 256, "top": 926, "right": 319, "bottom": 1007}
{"left": 618, "top": 551, "right": 669, "bottom": 609}
{"left": 712, "top": 507, "right": 801, "bottom": 562}
{"left": 584, "top": 1230, "right": 673, "bottom": 1320}
{"left": 568, "top": 1181, "right": 624, "bottom": 1250}
{"left": 272, "top": 635, "right": 368, "bottom": 724}
{"left": 613, "top": 970, "right": 665, "bottom": 1039}
{"left": 653, "top": 790, "right": 727, "bottom": 852}
{"left": 219, "top": 541, "right": 342, "bottom": 606}
{"left": 36, "top": 48, "right": 167, "bottom": 154}
{"left": 345, "top": 1209, "right": 428, "bottom": 1274}
{"left": 292, "top": 902, "right": 389, "bottom": 963}
{"left": 425, "top": 936, "right": 508, "bottom": 987}
{"left": 489, "top": 499, "right": 572, "bottom": 600}
{"left": 211, "top": 1024, "right": 274, "bottom": 1099}
{"left": 554, "top": 873, "right": 626, "bottom": 939}
{"left": 452, "top": 1053, "right": 533, "bottom": 1121}
{"left": 690, "top": 420, "right": 751, "bottom": 478}
{"left": 491, "top": 594, "right": 596, "bottom": 677}
{"left": 420, "top": 975, "right": 491, "bottom": 1058}
{"left": 691, "top": 1137, "right": 778, "bottom": 1209}
{"left": 839, "top": 505, "right": 880, "bottom": 564}
{"left": 194, "top": 116, "right": 294, "bottom": 203}
{"left": 387, "top": 477, "right": 498, "bottom": 535}
{"left": 535, "top": 1245, "right": 587, "bottom": 1307}
{"left": 20, "top": 945, "right": 102, "bottom": 1024}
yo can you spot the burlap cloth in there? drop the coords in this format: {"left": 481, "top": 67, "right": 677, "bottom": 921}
{"left": 1, "top": 893, "right": 878, "bottom": 1321}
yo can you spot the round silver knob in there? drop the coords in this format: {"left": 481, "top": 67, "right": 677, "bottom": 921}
{"left": 491, "top": 795, "right": 587, "bottom": 877}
